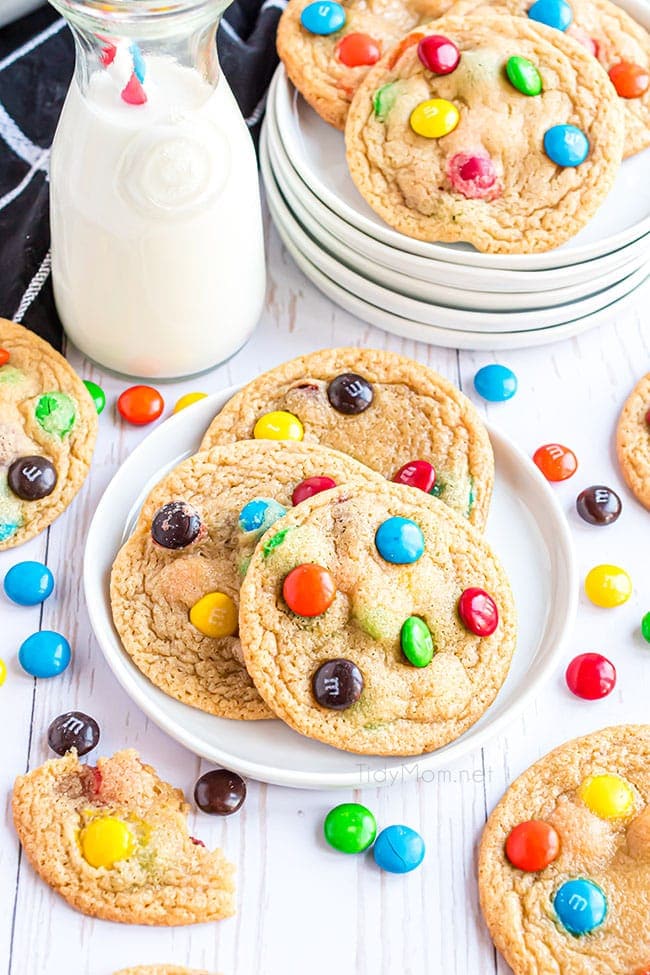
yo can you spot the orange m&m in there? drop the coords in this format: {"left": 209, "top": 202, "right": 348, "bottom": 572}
{"left": 533, "top": 442, "right": 578, "bottom": 481}
{"left": 0, "top": 348, "right": 9, "bottom": 366}
{"left": 505, "top": 819, "right": 560, "bottom": 871}
{"left": 336, "top": 32, "right": 381, "bottom": 67}
{"left": 388, "top": 32, "right": 425, "bottom": 69}
{"left": 609, "top": 60, "right": 649, "bottom": 98}
{"left": 117, "top": 385, "right": 164, "bottom": 425}
{"left": 283, "top": 564, "right": 336, "bottom": 617}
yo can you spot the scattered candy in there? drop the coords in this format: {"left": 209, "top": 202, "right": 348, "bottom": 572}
{"left": 300, "top": 0, "right": 346, "bottom": 35}
{"left": 533, "top": 443, "right": 578, "bottom": 481}
{"left": 189, "top": 592, "right": 237, "bottom": 638}
{"left": 173, "top": 391, "right": 207, "bottom": 413}
{"left": 121, "top": 72, "right": 147, "bottom": 105}
{"left": 83, "top": 380, "right": 106, "bottom": 415}
{"left": 324, "top": 802, "right": 377, "bottom": 853}
{"left": 553, "top": 878, "right": 607, "bottom": 935}
{"left": 505, "top": 820, "right": 560, "bottom": 871}
{"left": 327, "top": 373, "right": 373, "bottom": 414}
{"left": 417, "top": 34, "right": 460, "bottom": 74}
{"left": 392, "top": 460, "right": 436, "bottom": 493}
{"left": 283, "top": 563, "right": 336, "bottom": 616}
{"left": 447, "top": 152, "right": 500, "bottom": 200}
{"left": 0, "top": 658, "right": 6, "bottom": 686}
{"left": 18, "top": 630, "right": 71, "bottom": 678}
{"left": 313, "top": 658, "right": 363, "bottom": 709}
{"left": 527, "top": 0, "right": 573, "bottom": 31}
{"left": 506, "top": 55, "right": 543, "bottom": 96}
{"left": 609, "top": 61, "right": 649, "bottom": 98}
{"left": 238, "top": 497, "right": 286, "bottom": 534}
{"left": 473, "top": 364, "right": 518, "bottom": 402}
{"left": 292, "top": 476, "right": 337, "bottom": 506}
{"left": 565, "top": 652, "right": 616, "bottom": 700}
{"left": 35, "top": 392, "right": 76, "bottom": 437}
{"left": 4, "top": 561, "right": 54, "bottom": 606}
{"left": 373, "top": 82, "right": 399, "bottom": 120}
{"left": 642, "top": 612, "right": 650, "bottom": 644}
{"left": 194, "top": 768, "right": 246, "bottom": 815}
{"left": 8, "top": 455, "right": 57, "bottom": 500}
{"left": 151, "top": 501, "right": 202, "bottom": 549}
{"left": 400, "top": 616, "right": 434, "bottom": 667}
{"left": 373, "top": 825, "right": 425, "bottom": 873}
{"left": 579, "top": 773, "right": 635, "bottom": 820}
{"left": 253, "top": 410, "right": 304, "bottom": 441}
{"left": 48, "top": 711, "right": 100, "bottom": 756}
{"left": 576, "top": 485, "right": 621, "bottom": 526}
{"left": 410, "top": 98, "right": 459, "bottom": 138}
{"left": 544, "top": 124, "right": 589, "bottom": 167}
{"left": 584, "top": 563, "right": 632, "bottom": 607}
{"left": 117, "top": 385, "right": 164, "bottom": 425}
{"left": 375, "top": 516, "right": 425, "bottom": 564}
{"left": 458, "top": 588, "right": 498, "bottom": 636}
{"left": 81, "top": 816, "right": 134, "bottom": 868}
{"left": 130, "top": 42, "right": 146, "bottom": 83}
{"left": 0, "top": 348, "right": 10, "bottom": 365}
{"left": 336, "top": 32, "right": 381, "bottom": 67}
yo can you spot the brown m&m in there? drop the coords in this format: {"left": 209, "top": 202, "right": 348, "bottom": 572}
{"left": 194, "top": 768, "right": 246, "bottom": 815}
{"left": 8, "top": 456, "right": 57, "bottom": 500}
{"left": 327, "top": 373, "right": 373, "bottom": 414}
{"left": 576, "top": 485, "right": 622, "bottom": 526}
{"left": 151, "top": 501, "right": 203, "bottom": 549}
{"left": 313, "top": 659, "right": 363, "bottom": 709}
{"left": 48, "top": 711, "right": 100, "bottom": 756}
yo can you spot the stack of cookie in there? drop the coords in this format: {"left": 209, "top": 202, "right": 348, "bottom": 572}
{"left": 111, "top": 348, "right": 517, "bottom": 757}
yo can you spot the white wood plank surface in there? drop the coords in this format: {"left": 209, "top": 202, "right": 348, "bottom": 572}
{"left": 2, "top": 212, "right": 649, "bottom": 975}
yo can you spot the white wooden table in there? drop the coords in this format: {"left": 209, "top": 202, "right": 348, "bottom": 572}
{"left": 2, "top": 209, "right": 649, "bottom": 975}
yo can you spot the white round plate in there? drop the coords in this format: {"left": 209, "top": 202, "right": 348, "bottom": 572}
{"left": 271, "top": 0, "right": 650, "bottom": 272}
{"left": 267, "top": 102, "right": 650, "bottom": 297}
{"left": 263, "top": 134, "right": 650, "bottom": 335}
{"left": 265, "top": 132, "right": 649, "bottom": 314}
{"left": 84, "top": 390, "right": 577, "bottom": 790}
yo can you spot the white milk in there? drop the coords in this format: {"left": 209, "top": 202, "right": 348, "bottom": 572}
{"left": 50, "top": 57, "right": 266, "bottom": 378}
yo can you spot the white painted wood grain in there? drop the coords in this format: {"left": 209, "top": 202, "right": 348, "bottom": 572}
{"left": 2, "top": 212, "right": 650, "bottom": 975}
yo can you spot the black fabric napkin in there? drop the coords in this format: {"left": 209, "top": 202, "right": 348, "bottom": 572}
{"left": 0, "top": 0, "right": 281, "bottom": 350}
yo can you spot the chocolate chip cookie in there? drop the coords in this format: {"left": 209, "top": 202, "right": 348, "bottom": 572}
{"left": 616, "top": 371, "right": 650, "bottom": 510}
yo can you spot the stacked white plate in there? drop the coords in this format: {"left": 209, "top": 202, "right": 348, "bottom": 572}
{"left": 262, "top": 0, "right": 650, "bottom": 349}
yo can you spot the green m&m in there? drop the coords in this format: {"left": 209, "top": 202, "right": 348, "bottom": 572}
{"left": 505, "top": 56, "right": 543, "bottom": 96}
{"left": 35, "top": 392, "right": 77, "bottom": 437}
{"left": 373, "top": 82, "right": 399, "bottom": 121}
{"left": 400, "top": 616, "right": 434, "bottom": 667}
{"left": 642, "top": 611, "right": 650, "bottom": 644}
{"left": 83, "top": 380, "right": 106, "bottom": 415}
{"left": 324, "top": 803, "right": 377, "bottom": 854}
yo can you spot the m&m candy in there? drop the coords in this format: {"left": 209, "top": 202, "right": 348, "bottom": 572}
{"left": 8, "top": 456, "right": 57, "bottom": 500}
{"left": 312, "top": 658, "right": 363, "bottom": 709}
{"left": 238, "top": 498, "right": 286, "bottom": 534}
{"left": 18, "top": 631, "right": 71, "bottom": 678}
{"left": 609, "top": 61, "right": 649, "bottom": 98}
{"left": 173, "top": 392, "right": 207, "bottom": 413}
{"left": 392, "top": 460, "right": 436, "bottom": 493}
{"left": 400, "top": 616, "right": 434, "bottom": 667}
{"left": 283, "top": 564, "right": 336, "bottom": 617}
{"left": 194, "top": 768, "right": 246, "bottom": 815}
{"left": 373, "top": 82, "right": 399, "bottom": 120}
{"left": 553, "top": 878, "right": 607, "bottom": 935}
{"left": 506, "top": 56, "right": 543, "bottom": 96}
{"left": 584, "top": 563, "right": 632, "bottom": 607}
{"left": 579, "top": 773, "right": 635, "bottom": 820}
{"left": 324, "top": 802, "right": 377, "bottom": 853}
{"left": 80, "top": 816, "right": 135, "bottom": 868}
{"left": 300, "top": 0, "right": 346, "bottom": 35}
{"left": 533, "top": 443, "right": 578, "bottom": 481}
{"left": 447, "top": 152, "right": 499, "bottom": 200}
{"left": 375, "top": 516, "right": 425, "bottom": 564}
{"left": 458, "top": 588, "right": 498, "bottom": 636}
{"left": 253, "top": 410, "right": 304, "bottom": 441}
{"left": 544, "top": 125, "right": 590, "bottom": 167}
{"left": 83, "top": 380, "right": 106, "bottom": 414}
{"left": 373, "top": 825, "right": 425, "bottom": 873}
{"left": 565, "top": 652, "right": 616, "bottom": 700}
{"left": 527, "top": 0, "right": 573, "bottom": 31}
{"left": 505, "top": 820, "right": 560, "bottom": 871}
{"left": 336, "top": 33, "right": 381, "bottom": 67}
{"left": 0, "top": 658, "right": 6, "bottom": 686}
{"left": 327, "top": 373, "right": 373, "bottom": 414}
{"left": 642, "top": 612, "right": 650, "bottom": 644}
{"left": 35, "top": 393, "right": 76, "bottom": 437}
{"left": 121, "top": 72, "right": 147, "bottom": 105}
{"left": 4, "top": 561, "right": 54, "bottom": 606}
{"left": 151, "top": 501, "right": 203, "bottom": 549}
{"left": 48, "top": 711, "right": 100, "bottom": 756}
{"left": 292, "top": 476, "right": 337, "bottom": 506}
{"left": 576, "top": 485, "right": 621, "bottom": 526}
{"left": 473, "top": 364, "right": 518, "bottom": 402}
{"left": 410, "top": 98, "right": 459, "bottom": 138}
{"left": 417, "top": 34, "right": 460, "bottom": 74}
{"left": 189, "top": 592, "right": 237, "bottom": 638}
{"left": 117, "top": 385, "right": 164, "bottom": 425}
{"left": 0, "top": 348, "right": 10, "bottom": 366}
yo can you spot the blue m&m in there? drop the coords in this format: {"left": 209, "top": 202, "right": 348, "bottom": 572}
{"left": 4, "top": 561, "right": 54, "bottom": 606}
{"left": 373, "top": 825, "right": 425, "bottom": 873}
{"left": 544, "top": 125, "right": 589, "bottom": 167}
{"left": 18, "top": 631, "right": 71, "bottom": 678}
{"left": 238, "top": 498, "right": 286, "bottom": 535}
{"left": 300, "top": 1, "right": 346, "bottom": 35}
{"left": 527, "top": 0, "right": 573, "bottom": 31}
{"left": 375, "top": 517, "right": 424, "bottom": 564}
{"left": 473, "top": 364, "right": 518, "bottom": 402}
{"left": 553, "top": 878, "right": 607, "bottom": 935}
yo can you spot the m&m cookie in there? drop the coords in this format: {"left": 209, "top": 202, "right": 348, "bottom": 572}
{"left": 616, "top": 371, "right": 650, "bottom": 511}
{"left": 479, "top": 725, "right": 650, "bottom": 974}
{"left": 344, "top": 14, "right": 625, "bottom": 253}
{"left": 238, "top": 479, "right": 516, "bottom": 755}
{"left": 200, "top": 348, "right": 495, "bottom": 530}
{"left": 0, "top": 319, "right": 98, "bottom": 549}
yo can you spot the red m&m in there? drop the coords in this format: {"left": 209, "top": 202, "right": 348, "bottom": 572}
{"left": 565, "top": 652, "right": 616, "bottom": 700}
{"left": 458, "top": 588, "right": 498, "bottom": 636}
{"left": 292, "top": 476, "right": 337, "bottom": 506}
{"left": 609, "top": 61, "right": 649, "bottom": 98}
{"left": 392, "top": 460, "right": 436, "bottom": 493}
{"left": 0, "top": 348, "right": 9, "bottom": 366}
{"left": 283, "top": 564, "right": 336, "bottom": 617}
{"left": 117, "top": 385, "right": 164, "bottom": 425}
{"left": 336, "top": 32, "right": 381, "bottom": 67}
{"left": 417, "top": 34, "right": 460, "bottom": 74}
{"left": 505, "top": 820, "right": 560, "bottom": 871}
{"left": 533, "top": 443, "right": 578, "bottom": 481}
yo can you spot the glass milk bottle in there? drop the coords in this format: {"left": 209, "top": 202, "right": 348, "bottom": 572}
{"left": 48, "top": 0, "right": 266, "bottom": 379}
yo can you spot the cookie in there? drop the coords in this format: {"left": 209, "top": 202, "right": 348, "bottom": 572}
{"left": 12, "top": 749, "right": 235, "bottom": 925}
{"left": 114, "top": 969, "right": 212, "bottom": 975}
{"left": 0, "top": 319, "right": 98, "bottom": 548}
{"left": 110, "top": 440, "right": 384, "bottom": 720}
{"left": 345, "top": 14, "right": 625, "bottom": 253}
{"left": 199, "top": 348, "right": 494, "bottom": 530}
{"left": 616, "top": 371, "right": 650, "bottom": 510}
{"left": 277, "top": 0, "right": 441, "bottom": 129}
{"left": 479, "top": 725, "right": 650, "bottom": 975}
{"left": 412, "top": 0, "right": 650, "bottom": 157}
{"left": 238, "top": 479, "right": 516, "bottom": 756}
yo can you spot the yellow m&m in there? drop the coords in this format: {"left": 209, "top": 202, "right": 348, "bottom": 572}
{"left": 584, "top": 564, "right": 632, "bottom": 608}
{"left": 190, "top": 592, "right": 237, "bottom": 638}
{"left": 173, "top": 392, "right": 207, "bottom": 413}
{"left": 0, "top": 658, "right": 6, "bottom": 687}
{"left": 81, "top": 816, "right": 135, "bottom": 868}
{"left": 579, "top": 773, "right": 635, "bottom": 820}
{"left": 253, "top": 410, "right": 304, "bottom": 441}
{"left": 410, "top": 99, "right": 459, "bottom": 138}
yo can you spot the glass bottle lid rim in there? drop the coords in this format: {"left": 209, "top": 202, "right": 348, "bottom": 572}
{"left": 51, "top": 0, "right": 230, "bottom": 22}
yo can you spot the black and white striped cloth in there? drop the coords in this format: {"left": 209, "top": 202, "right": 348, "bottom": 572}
{"left": 0, "top": 0, "right": 282, "bottom": 350}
